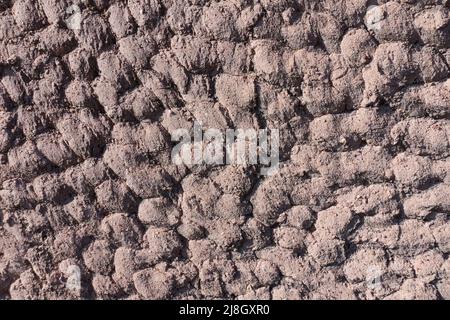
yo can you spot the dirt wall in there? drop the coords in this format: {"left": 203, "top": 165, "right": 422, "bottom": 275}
{"left": 0, "top": 0, "right": 449, "bottom": 300}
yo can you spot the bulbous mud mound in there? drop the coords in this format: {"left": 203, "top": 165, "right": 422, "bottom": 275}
{"left": 1, "top": 0, "right": 450, "bottom": 300}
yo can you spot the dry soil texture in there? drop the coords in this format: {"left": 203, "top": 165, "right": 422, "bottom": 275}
{"left": 1, "top": 0, "right": 450, "bottom": 300}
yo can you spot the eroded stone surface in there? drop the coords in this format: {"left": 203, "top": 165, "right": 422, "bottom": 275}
{"left": 0, "top": 0, "right": 449, "bottom": 300}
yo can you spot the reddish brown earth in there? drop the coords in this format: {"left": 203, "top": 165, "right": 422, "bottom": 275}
{"left": 0, "top": 0, "right": 450, "bottom": 300}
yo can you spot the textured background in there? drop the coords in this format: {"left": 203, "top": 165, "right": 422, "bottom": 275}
{"left": 0, "top": 0, "right": 450, "bottom": 300}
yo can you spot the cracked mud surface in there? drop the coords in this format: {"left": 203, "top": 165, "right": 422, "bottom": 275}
{"left": 1, "top": 0, "right": 450, "bottom": 300}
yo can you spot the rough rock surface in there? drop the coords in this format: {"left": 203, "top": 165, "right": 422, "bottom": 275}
{"left": 0, "top": 0, "right": 449, "bottom": 300}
